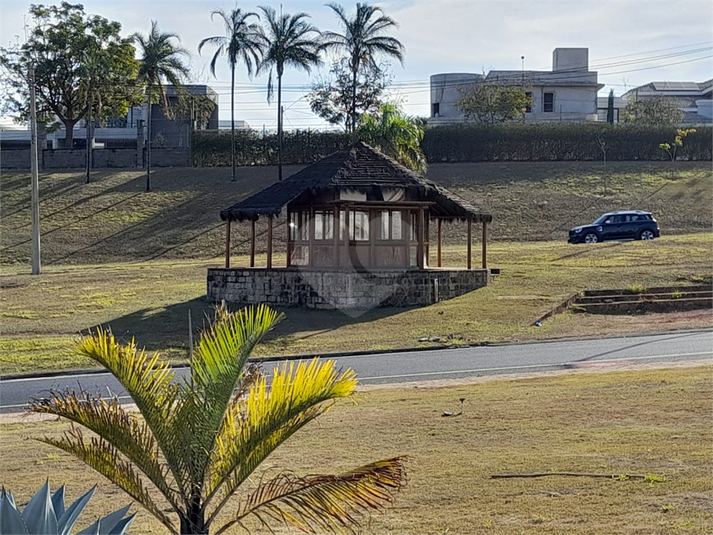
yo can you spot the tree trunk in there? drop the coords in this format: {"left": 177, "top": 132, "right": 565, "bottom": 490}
{"left": 63, "top": 118, "right": 79, "bottom": 148}
{"left": 85, "top": 89, "right": 92, "bottom": 183}
{"left": 146, "top": 87, "right": 152, "bottom": 192}
{"left": 351, "top": 66, "right": 358, "bottom": 134}
{"left": 230, "top": 63, "right": 236, "bottom": 182}
{"left": 277, "top": 72, "right": 283, "bottom": 181}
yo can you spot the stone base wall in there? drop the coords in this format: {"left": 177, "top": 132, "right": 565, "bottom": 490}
{"left": 207, "top": 268, "right": 494, "bottom": 309}
{"left": 1, "top": 147, "right": 188, "bottom": 169}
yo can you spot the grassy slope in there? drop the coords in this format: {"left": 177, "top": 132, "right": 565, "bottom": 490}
{"left": 2, "top": 365, "right": 711, "bottom": 534}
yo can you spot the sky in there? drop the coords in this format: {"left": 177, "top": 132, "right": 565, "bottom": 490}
{"left": 1, "top": 0, "right": 712, "bottom": 131}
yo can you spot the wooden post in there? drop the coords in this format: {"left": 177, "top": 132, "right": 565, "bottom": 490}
{"left": 308, "top": 206, "right": 315, "bottom": 268}
{"left": 266, "top": 215, "right": 273, "bottom": 269}
{"left": 286, "top": 210, "right": 291, "bottom": 267}
{"left": 467, "top": 218, "right": 472, "bottom": 270}
{"left": 482, "top": 220, "right": 488, "bottom": 269}
{"left": 425, "top": 215, "right": 430, "bottom": 267}
{"left": 250, "top": 219, "right": 256, "bottom": 267}
{"left": 224, "top": 220, "right": 231, "bottom": 268}
{"left": 333, "top": 208, "right": 340, "bottom": 267}
{"left": 437, "top": 218, "right": 442, "bottom": 267}
{"left": 417, "top": 208, "right": 425, "bottom": 269}
{"left": 344, "top": 204, "right": 350, "bottom": 267}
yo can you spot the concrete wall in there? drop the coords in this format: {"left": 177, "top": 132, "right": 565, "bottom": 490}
{"left": 207, "top": 267, "right": 493, "bottom": 309}
{"left": 43, "top": 149, "right": 85, "bottom": 169}
{"left": 93, "top": 149, "right": 138, "bottom": 168}
{"left": 0, "top": 147, "right": 189, "bottom": 169}
{"left": 0, "top": 149, "right": 30, "bottom": 169}
{"left": 151, "top": 148, "right": 190, "bottom": 167}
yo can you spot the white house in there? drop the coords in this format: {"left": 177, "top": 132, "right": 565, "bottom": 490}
{"left": 429, "top": 48, "right": 604, "bottom": 125}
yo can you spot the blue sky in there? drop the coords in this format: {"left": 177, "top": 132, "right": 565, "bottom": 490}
{"left": 2, "top": 0, "right": 712, "bottom": 130}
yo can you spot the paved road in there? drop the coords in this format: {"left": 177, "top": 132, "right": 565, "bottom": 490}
{"left": 1, "top": 330, "right": 711, "bottom": 413}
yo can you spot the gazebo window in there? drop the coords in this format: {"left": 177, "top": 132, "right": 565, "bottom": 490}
{"left": 379, "top": 210, "right": 403, "bottom": 241}
{"left": 339, "top": 210, "right": 369, "bottom": 241}
{"left": 290, "top": 211, "right": 310, "bottom": 241}
{"left": 314, "top": 210, "right": 334, "bottom": 240}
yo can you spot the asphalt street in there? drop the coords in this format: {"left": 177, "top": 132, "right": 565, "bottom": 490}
{"left": 1, "top": 330, "right": 711, "bottom": 413}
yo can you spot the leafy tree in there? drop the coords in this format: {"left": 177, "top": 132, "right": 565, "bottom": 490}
{"left": 358, "top": 103, "right": 426, "bottom": 172}
{"left": 132, "top": 21, "right": 190, "bottom": 192}
{"left": 166, "top": 90, "right": 217, "bottom": 130}
{"left": 659, "top": 128, "right": 696, "bottom": 161}
{"left": 199, "top": 8, "right": 263, "bottom": 183}
{"left": 621, "top": 96, "right": 684, "bottom": 127}
{"left": 256, "top": 6, "right": 322, "bottom": 181}
{"left": 30, "top": 304, "right": 406, "bottom": 535}
{"left": 308, "top": 58, "right": 392, "bottom": 131}
{"left": 455, "top": 83, "right": 531, "bottom": 124}
{"left": 322, "top": 2, "right": 404, "bottom": 132}
{"left": 0, "top": 2, "right": 139, "bottom": 148}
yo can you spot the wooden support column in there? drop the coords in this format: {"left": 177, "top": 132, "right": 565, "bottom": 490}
{"left": 425, "top": 215, "right": 430, "bottom": 267}
{"left": 467, "top": 218, "right": 472, "bottom": 270}
{"left": 250, "top": 219, "right": 256, "bottom": 267}
{"left": 285, "top": 210, "right": 291, "bottom": 267}
{"left": 417, "top": 208, "right": 425, "bottom": 269}
{"left": 333, "top": 208, "right": 340, "bottom": 267}
{"left": 266, "top": 215, "right": 273, "bottom": 269}
{"left": 344, "top": 204, "right": 350, "bottom": 267}
{"left": 224, "top": 220, "right": 231, "bottom": 268}
{"left": 308, "top": 206, "right": 315, "bottom": 268}
{"left": 437, "top": 218, "right": 442, "bottom": 267}
{"left": 482, "top": 220, "right": 488, "bottom": 269}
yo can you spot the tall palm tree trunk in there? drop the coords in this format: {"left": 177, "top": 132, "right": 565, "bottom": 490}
{"left": 277, "top": 72, "right": 283, "bottom": 181}
{"left": 230, "top": 63, "right": 236, "bottom": 182}
{"left": 179, "top": 497, "right": 207, "bottom": 535}
{"left": 351, "top": 62, "right": 358, "bottom": 133}
{"left": 146, "top": 87, "right": 152, "bottom": 192}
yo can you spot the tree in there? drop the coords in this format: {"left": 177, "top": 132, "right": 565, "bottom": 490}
{"left": 659, "top": 128, "right": 696, "bottom": 161}
{"left": 0, "top": 2, "right": 138, "bottom": 148}
{"left": 30, "top": 304, "right": 406, "bottom": 535}
{"left": 358, "top": 103, "right": 426, "bottom": 172}
{"left": 133, "top": 21, "right": 190, "bottom": 192}
{"left": 256, "top": 6, "right": 322, "bottom": 181}
{"left": 308, "top": 58, "right": 392, "bottom": 131}
{"left": 322, "top": 2, "right": 404, "bottom": 132}
{"left": 199, "top": 8, "right": 263, "bottom": 183}
{"left": 455, "top": 83, "right": 531, "bottom": 124}
{"left": 606, "top": 89, "right": 615, "bottom": 124}
{"left": 621, "top": 96, "right": 684, "bottom": 127}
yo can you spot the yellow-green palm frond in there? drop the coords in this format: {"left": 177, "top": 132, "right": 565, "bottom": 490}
{"left": 217, "top": 457, "right": 407, "bottom": 535}
{"left": 30, "top": 391, "right": 180, "bottom": 508}
{"left": 205, "top": 359, "right": 357, "bottom": 515}
{"left": 38, "top": 425, "right": 178, "bottom": 533}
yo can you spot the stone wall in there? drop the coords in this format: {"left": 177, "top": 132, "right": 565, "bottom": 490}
{"left": 207, "top": 268, "right": 493, "bottom": 309}
{"left": 1, "top": 147, "right": 189, "bottom": 169}
{"left": 0, "top": 149, "right": 31, "bottom": 169}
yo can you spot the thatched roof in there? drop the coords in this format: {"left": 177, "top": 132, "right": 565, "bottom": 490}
{"left": 220, "top": 141, "right": 492, "bottom": 223}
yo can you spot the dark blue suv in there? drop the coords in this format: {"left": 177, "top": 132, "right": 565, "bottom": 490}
{"left": 568, "top": 211, "right": 660, "bottom": 244}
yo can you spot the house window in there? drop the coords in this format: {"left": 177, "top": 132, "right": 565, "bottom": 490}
{"left": 543, "top": 92, "right": 554, "bottom": 113}
{"left": 379, "top": 210, "right": 404, "bottom": 241}
{"left": 432, "top": 102, "right": 440, "bottom": 117}
{"left": 313, "top": 210, "right": 334, "bottom": 240}
{"left": 524, "top": 92, "right": 532, "bottom": 113}
{"left": 289, "top": 211, "right": 310, "bottom": 241}
{"left": 339, "top": 210, "right": 370, "bottom": 241}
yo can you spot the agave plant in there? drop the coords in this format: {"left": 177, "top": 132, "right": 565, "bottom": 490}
{"left": 0, "top": 481, "right": 134, "bottom": 535}
{"left": 30, "top": 304, "right": 406, "bottom": 534}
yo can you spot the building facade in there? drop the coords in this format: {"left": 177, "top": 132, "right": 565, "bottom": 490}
{"left": 622, "top": 79, "right": 713, "bottom": 125}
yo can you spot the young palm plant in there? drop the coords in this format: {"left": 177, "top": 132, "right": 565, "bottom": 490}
{"left": 256, "top": 6, "right": 322, "bottom": 181}
{"left": 358, "top": 103, "right": 426, "bottom": 172}
{"left": 322, "top": 2, "right": 404, "bottom": 132}
{"left": 199, "top": 8, "right": 263, "bottom": 183}
{"left": 30, "top": 304, "right": 406, "bottom": 535}
{"left": 132, "top": 21, "right": 190, "bottom": 192}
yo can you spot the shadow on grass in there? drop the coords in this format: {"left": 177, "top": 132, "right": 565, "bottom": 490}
{"left": 95, "top": 296, "right": 411, "bottom": 359}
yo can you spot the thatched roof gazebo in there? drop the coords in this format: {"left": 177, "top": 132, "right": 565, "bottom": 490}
{"left": 208, "top": 141, "right": 495, "bottom": 309}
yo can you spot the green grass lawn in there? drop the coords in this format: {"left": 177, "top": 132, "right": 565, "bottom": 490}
{"left": 1, "top": 233, "right": 711, "bottom": 376}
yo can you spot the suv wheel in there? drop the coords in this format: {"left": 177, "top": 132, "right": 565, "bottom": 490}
{"left": 638, "top": 229, "right": 655, "bottom": 240}
{"left": 584, "top": 233, "right": 599, "bottom": 243}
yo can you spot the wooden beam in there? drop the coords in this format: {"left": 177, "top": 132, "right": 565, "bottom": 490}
{"left": 425, "top": 215, "right": 430, "bottom": 267}
{"left": 482, "top": 220, "right": 488, "bottom": 269}
{"left": 344, "top": 204, "right": 350, "bottom": 268}
{"left": 250, "top": 219, "right": 256, "bottom": 268}
{"left": 286, "top": 210, "right": 291, "bottom": 267}
{"left": 224, "top": 220, "right": 231, "bottom": 268}
{"left": 437, "top": 218, "right": 442, "bottom": 267}
{"left": 266, "top": 216, "right": 273, "bottom": 269}
{"left": 467, "top": 218, "right": 472, "bottom": 270}
{"left": 333, "top": 208, "right": 340, "bottom": 267}
{"left": 308, "top": 206, "right": 315, "bottom": 268}
{"left": 417, "top": 208, "right": 425, "bottom": 269}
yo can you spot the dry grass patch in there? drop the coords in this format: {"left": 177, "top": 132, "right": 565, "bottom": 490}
{"left": 1, "top": 365, "right": 711, "bottom": 534}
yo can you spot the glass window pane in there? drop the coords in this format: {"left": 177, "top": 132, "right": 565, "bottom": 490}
{"left": 315, "top": 212, "right": 324, "bottom": 240}
{"left": 325, "top": 211, "right": 334, "bottom": 240}
{"left": 290, "top": 212, "right": 297, "bottom": 240}
{"left": 339, "top": 210, "right": 346, "bottom": 240}
{"left": 300, "top": 211, "right": 309, "bottom": 241}
{"left": 355, "top": 211, "right": 369, "bottom": 241}
{"left": 392, "top": 211, "right": 402, "bottom": 240}
{"left": 380, "top": 210, "right": 389, "bottom": 240}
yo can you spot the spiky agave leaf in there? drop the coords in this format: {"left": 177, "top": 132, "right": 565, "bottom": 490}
{"left": 217, "top": 457, "right": 407, "bottom": 534}
{"left": 204, "top": 359, "right": 357, "bottom": 522}
{"left": 21, "top": 480, "right": 58, "bottom": 534}
{"left": 76, "top": 505, "right": 135, "bottom": 535}
{"left": 56, "top": 485, "right": 95, "bottom": 535}
{"left": 0, "top": 489, "right": 28, "bottom": 534}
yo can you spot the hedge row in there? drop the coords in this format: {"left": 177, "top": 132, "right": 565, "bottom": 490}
{"left": 192, "top": 124, "right": 712, "bottom": 167}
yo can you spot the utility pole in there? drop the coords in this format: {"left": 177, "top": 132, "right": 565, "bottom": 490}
{"left": 29, "top": 63, "right": 41, "bottom": 275}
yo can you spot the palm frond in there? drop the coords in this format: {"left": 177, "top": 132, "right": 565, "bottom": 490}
{"left": 38, "top": 426, "right": 177, "bottom": 533}
{"left": 217, "top": 457, "right": 407, "bottom": 535}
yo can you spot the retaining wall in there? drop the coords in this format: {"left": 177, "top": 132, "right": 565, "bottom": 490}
{"left": 207, "top": 267, "right": 493, "bottom": 309}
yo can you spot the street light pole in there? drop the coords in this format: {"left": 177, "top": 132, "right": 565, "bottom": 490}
{"left": 29, "top": 62, "right": 42, "bottom": 275}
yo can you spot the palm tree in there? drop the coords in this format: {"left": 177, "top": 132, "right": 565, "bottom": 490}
{"left": 322, "top": 2, "right": 404, "bottom": 133}
{"left": 199, "top": 8, "right": 263, "bottom": 183}
{"left": 132, "top": 21, "right": 190, "bottom": 192}
{"left": 358, "top": 103, "right": 426, "bottom": 172}
{"left": 256, "top": 6, "right": 322, "bottom": 181}
{"left": 30, "top": 304, "right": 406, "bottom": 535}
